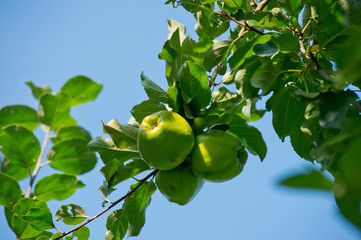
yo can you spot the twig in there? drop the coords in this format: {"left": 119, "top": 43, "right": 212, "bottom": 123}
{"left": 219, "top": 11, "right": 265, "bottom": 35}
{"left": 256, "top": 0, "right": 273, "bottom": 11}
{"left": 54, "top": 169, "right": 159, "bottom": 240}
{"left": 298, "top": 36, "right": 334, "bottom": 83}
{"left": 25, "top": 128, "right": 51, "bottom": 198}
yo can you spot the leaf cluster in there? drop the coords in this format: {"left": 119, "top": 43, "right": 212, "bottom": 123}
{"left": 0, "top": 76, "right": 102, "bottom": 239}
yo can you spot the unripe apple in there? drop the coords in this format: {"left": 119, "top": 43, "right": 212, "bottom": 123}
{"left": 190, "top": 130, "right": 247, "bottom": 182}
{"left": 138, "top": 111, "right": 195, "bottom": 170}
{"left": 155, "top": 166, "right": 204, "bottom": 205}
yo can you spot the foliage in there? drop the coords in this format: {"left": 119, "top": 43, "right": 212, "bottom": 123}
{"left": 1, "top": 0, "right": 361, "bottom": 239}
{"left": 0, "top": 76, "right": 102, "bottom": 239}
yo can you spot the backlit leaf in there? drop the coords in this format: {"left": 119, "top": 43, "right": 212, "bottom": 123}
{"left": 34, "top": 174, "right": 85, "bottom": 201}
{"left": 105, "top": 209, "right": 128, "bottom": 240}
{"left": 0, "top": 125, "right": 40, "bottom": 169}
{"left": 0, "top": 105, "right": 38, "bottom": 132}
{"left": 48, "top": 139, "right": 97, "bottom": 175}
{"left": 140, "top": 72, "right": 168, "bottom": 103}
{"left": 87, "top": 136, "right": 140, "bottom": 164}
{"left": 279, "top": 168, "right": 333, "bottom": 191}
{"left": 61, "top": 75, "right": 103, "bottom": 107}
{"left": 130, "top": 100, "right": 167, "bottom": 123}
{"left": 55, "top": 204, "right": 87, "bottom": 225}
{"left": 0, "top": 173, "right": 22, "bottom": 208}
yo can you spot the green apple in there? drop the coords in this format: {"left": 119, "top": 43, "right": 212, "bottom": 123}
{"left": 137, "top": 111, "right": 195, "bottom": 170}
{"left": 190, "top": 129, "right": 247, "bottom": 182}
{"left": 155, "top": 166, "right": 204, "bottom": 205}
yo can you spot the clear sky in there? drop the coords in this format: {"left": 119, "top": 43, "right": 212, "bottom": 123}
{"left": 0, "top": 1, "right": 360, "bottom": 239}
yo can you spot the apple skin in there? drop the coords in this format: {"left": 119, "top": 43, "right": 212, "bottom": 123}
{"left": 190, "top": 130, "right": 247, "bottom": 182}
{"left": 155, "top": 166, "right": 204, "bottom": 205}
{"left": 137, "top": 111, "right": 195, "bottom": 170}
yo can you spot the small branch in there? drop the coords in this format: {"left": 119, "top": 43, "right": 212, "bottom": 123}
{"left": 256, "top": 0, "right": 273, "bottom": 11}
{"left": 218, "top": 11, "right": 265, "bottom": 35}
{"left": 25, "top": 128, "right": 51, "bottom": 198}
{"left": 298, "top": 32, "right": 335, "bottom": 83}
{"left": 54, "top": 169, "right": 159, "bottom": 240}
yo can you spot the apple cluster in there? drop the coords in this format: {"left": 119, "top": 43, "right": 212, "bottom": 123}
{"left": 137, "top": 111, "right": 247, "bottom": 205}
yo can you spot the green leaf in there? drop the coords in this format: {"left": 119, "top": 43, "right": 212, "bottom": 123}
{"left": 11, "top": 198, "right": 49, "bottom": 239}
{"left": 124, "top": 181, "right": 156, "bottom": 236}
{"left": 167, "top": 20, "right": 186, "bottom": 51}
{"left": 23, "top": 208, "right": 55, "bottom": 232}
{"left": 178, "top": 0, "right": 203, "bottom": 13}
{"left": 204, "top": 40, "right": 230, "bottom": 72}
{"left": 101, "top": 159, "right": 151, "bottom": 187}
{"left": 0, "top": 105, "right": 38, "bottom": 132}
{"left": 140, "top": 72, "right": 168, "bottom": 103}
{"left": 103, "top": 119, "right": 139, "bottom": 148}
{"left": 278, "top": 32, "right": 300, "bottom": 52}
{"left": 279, "top": 169, "right": 333, "bottom": 191}
{"left": 25, "top": 81, "right": 53, "bottom": 99}
{"left": 182, "top": 36, "right": 213, "bottom": 68}
{"left": 60, "top": 75, "right": 103, "bottom": 107}
{"left": 277, "top": 0, "right": 305, "bottom": 17}
{"left": 1, "top": 157, "right": 31, "bottom": 181}
{"left": 55, "top": 204, "right": 87, "bottom": 225}
{"left": 268, "top": 87, "right": 306, "bottom": 141}
{"left": 195, "top": 11, "right": 230, "bottom": 39}
{"left": 34, "top": 173, "right": 85, "bottom": 201}
{"left": 38, "top": 92, "right": 76, "bottom": 130}
{"left": 229, "top": 34, "right": 272, "bottom": 69}
{"left": 234, "top": 57, "right": 262, "bottom": 98}
{"left": 0, "top": 125, "right": 40, "bottom": 169}
{"left": 71, "top": 226, "right": 90, "bottom": 240}
{"left": 318, "top": 90, "right": 357, "bottom": 129}
{"left": 87, "top": 136, "right": 140, "bottom": 165}
{"left": 52, "top": 126, "right": 92, "bottom": 145}
{"left": 250, "top": 60, "right": 280, "bottom": 95}
{"left": 253, "top": 41, "right": 279, "bottom": 57}
{"left": 130, "top": 100, "right": 167, "bottom": 123}
{"left": 229, "top": 116, "right": 267, "bottom": 161}
{"left": 290, "top": 126, "right": 314, "bottom": 161}
{"left": 212, "top": 87, "right": 239, "bottom": 103}
{"left": 48, "top": 139, "right": 97, "bottom": 175}
{"left": 105, "top": 209, "right": 128, "bottom": 240}
{"left": 335, "top": 136, "right": 361, "bottom": 228}
{"left": 0, "top": 173, "right": 22, "bottom": 207}
{"left": 175, "top": 60, "right": 211, "bottom": 112}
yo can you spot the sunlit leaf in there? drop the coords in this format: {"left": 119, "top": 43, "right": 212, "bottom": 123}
{"left": 11, "top": 198, "right": 49, "bottom": 239}
{"left": 140, "top": 72, "right": 168, "bottom": 103}
{"left": 23, "top": 207, "right": 55, "bottom": 231}
{"left": 130, "top": 100, "right": 167, "bottom": 123}
{"left": 0, "top": 173, "right": 22, "bottom": 207}
{"left": 61, "top": 75, "right": 103, "bottom": 106}
{"left": 0, "top": 105, "right": 38, "bottom": 132}
{"left": 52, "top": 126, "right": 92, "bottom": 145}
{"left": 55, "top": 204, "right": 87, "bottom": 225}
{"left": 103, "top": 119, "right": 138, "bottom": 148}
{"left": 124, "top": 181, "right": 156, "bottom": 237}
{"left": 105, "top": 209, "right": 128, "bottom": 240}
{"left": 25, "top": 81, "right": 53, "bottom": 99}
{"left": 0, "top": 125, "right": 40, "bottom": 169}
{"left": 34, "top": 173, "right": 85, "bottom": 201}
{"left": 48, "top": 139, "right": 97, "bottom": 175}
{"left": 87, "top": 136, "right": 140, "bottom": 164}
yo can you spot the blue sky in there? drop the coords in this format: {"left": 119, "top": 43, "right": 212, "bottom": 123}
{"left": 0, "top": 1, "right": 360, "bottom": 239}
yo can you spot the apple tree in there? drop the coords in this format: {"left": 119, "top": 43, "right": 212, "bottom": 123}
{"left": 1, "top": 0, "right": 361, "bottom": 239}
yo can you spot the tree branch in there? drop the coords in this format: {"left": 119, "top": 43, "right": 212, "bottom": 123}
{"left": 217, "top": 11, "right": 265, "bottom": 35}
{"left": 54, "top": 169, "right": 159, "bottom": 240}
{"left": 256, "top": 0, "right": 272, "bottom": 11}
{"left": 298, "top": 37, "right": 335, "bottom": 83}
{"left": 25, "top": 128, "right": 51, "bottom": 198}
